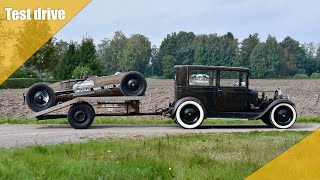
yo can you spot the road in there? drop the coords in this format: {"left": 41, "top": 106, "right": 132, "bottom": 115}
{"left": 0, "top": 123, "right": 319, "bottom": 148}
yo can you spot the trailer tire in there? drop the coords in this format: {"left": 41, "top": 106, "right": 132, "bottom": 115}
{"left": 68, "top": 103, "right": 95, "bottom": 129}
{"left": 26, "top": 83, "right": 56, "bottom": 112}
{"left": 175, "top": 100, "right": 204, "bottom": 129}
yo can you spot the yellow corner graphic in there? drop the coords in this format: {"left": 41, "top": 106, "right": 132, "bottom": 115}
{"left": 0, "top": 0, "right": 91, "bottom": 85}
{"left": 247, "top": 128, "right": 320, "bottom": 179}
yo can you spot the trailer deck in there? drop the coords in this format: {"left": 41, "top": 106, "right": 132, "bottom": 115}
{"left": 26, "top": 96, "right": 163, "bottom": 128}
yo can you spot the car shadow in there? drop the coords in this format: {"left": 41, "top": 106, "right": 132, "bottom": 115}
{"left": 39, "top": 123, "right": 272, "bottom": 130}
{"left": 197, "top": 124, "right": 271, "bottom": 129}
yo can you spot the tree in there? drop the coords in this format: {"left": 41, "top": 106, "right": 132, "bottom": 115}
{"left": 147, "top": 46, "right": 162, "bottom": 76}
{"left": 302, "top": 42, "right": 319, "bottom": 76}
{"left": 236, "top": 33, "right": 259, "bottom": 67}
{"left": 98, "top": 31, "right": 128, "bottom": 75}
{"left": 162, "top": 55, "right": 176, "bottom": 78}
{"left": 16, "top": 21, "right": 57, "bottom": 79}
{"left": 122, "top": 34, "right": 151, "bottom": 74}
{"left": 78, "top": 37, "right": 102, "bottom": 76}
{"left": 280, "top": 37, "right": 306, "bottom": 76}
{"left": 219, "top": 32, "right": 238, "bottom": 66}
{"left": 158, "top": 31, "right": 195, "bottom": 67}
{"left": 250, "top": 36, "right": 282, "bottom": 78}
{"left": 53, "top": 42, "right": 79, "bottom": 80}
{"left": 24, "top": 38, "right": 58, "bottom": 79}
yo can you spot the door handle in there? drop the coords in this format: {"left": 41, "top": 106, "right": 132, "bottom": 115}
{"left": 217, "top": 89, "right": 222, "bottom": 92}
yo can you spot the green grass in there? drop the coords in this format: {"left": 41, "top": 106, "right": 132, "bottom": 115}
{"left": 0, "top": 131, "right": 309, "bottom": 179}
{"left": 0, "top": 116, "right": 319, "bottom": 125}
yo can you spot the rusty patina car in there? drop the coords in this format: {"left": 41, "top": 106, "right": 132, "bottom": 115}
{"left": 166, "top": 65, "right": 297, "bottom": 129}
{"left": 25, "top": 71, "right": 147, "bottom": 112}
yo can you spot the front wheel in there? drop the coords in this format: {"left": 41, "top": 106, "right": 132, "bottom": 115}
{"left": 270, "top": 103, "right": 297, "bottom": 129}
{"left": 175, "top": 100, "right": 205, "bottom": 129}
{"left": 68, "top": 103, "right": 95, "bottom": 129}
{"left": 26, "top": 83, "right": 56, "bottom": 112}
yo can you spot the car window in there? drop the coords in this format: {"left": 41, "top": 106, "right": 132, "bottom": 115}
{"left": 220, "top": 71, "right": 240, "bottom": 87}
{"left": 189, "top": 69, "right": 215, "bottom": 86}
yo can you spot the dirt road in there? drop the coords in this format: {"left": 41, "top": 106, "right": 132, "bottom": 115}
{"left": 0, "top": 123, "right": 318, "bottom": 148}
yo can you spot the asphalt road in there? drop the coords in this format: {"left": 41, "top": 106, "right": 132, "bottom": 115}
{"left": 0, "top": 123, "right": 319, "bottom": 148}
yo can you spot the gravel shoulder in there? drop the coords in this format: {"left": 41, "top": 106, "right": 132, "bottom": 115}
{"left": 0, "top": 123, "right": 319, "bottom": 148}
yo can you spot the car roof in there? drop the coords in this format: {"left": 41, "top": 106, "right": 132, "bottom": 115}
{"left": 174, "top": 65, "right": 250, "bottom": 72}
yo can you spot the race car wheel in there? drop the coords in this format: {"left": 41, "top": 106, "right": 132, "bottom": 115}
{"left": 270, "top": 103, "right": 297, "bottom": 129}
{"left": 68, "top": 103, "right": 95, "bottom": 129}
{"left": 120, "top": 71, "right": 147, "bottom": 96}
{"left": 26, "top": 83, "right": 56, "bottom": 112}
{"left": 175, "top": 100, "right": 204, "bottom": 129}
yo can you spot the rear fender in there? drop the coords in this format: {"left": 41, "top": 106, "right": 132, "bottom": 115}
{"left": 252, "top": 99, "right": 296, "bottom": 120}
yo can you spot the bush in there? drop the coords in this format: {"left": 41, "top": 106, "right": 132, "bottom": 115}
{"left": 0, "top": 78, "right": 58, "bottom": 89}
{"left": 310, "top": 72, "right": 320, "bottom": 79}
{"left": 293, "top": 73, "right": 309, "bottom": 79}
{"left": 10, "top": 68, "right": 39, "bottom": 78}
{"left": 72, "top": 66, "right": 93, "bottom": 79}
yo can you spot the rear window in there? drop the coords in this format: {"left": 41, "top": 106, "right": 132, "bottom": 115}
{"left": 189, "top": 69, "right": 215, "bottom": 86}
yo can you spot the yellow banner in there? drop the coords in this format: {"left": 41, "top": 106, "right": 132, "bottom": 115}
{"left": 247, "top": 128, "right": 320, "bottom": 179}
{"left": 0, "top": 0, "right": 91, "bottom": 84}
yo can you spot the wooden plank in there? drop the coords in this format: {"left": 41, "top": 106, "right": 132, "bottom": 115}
{"left": 25, "top": 96, "right": 143, "bottom": 119}
{"left": 26, "top": 98, "right": 81, "bottom": 119}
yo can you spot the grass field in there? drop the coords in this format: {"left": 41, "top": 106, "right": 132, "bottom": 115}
{"left": 0, "top": 131, "right": 310, "bottom": 179}
{"left": 0, "top": 116, "right": 319, "bottom": 125}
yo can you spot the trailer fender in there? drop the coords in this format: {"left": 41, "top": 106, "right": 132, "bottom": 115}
{"left": 251, "top": 99, "right": 296, "bottom": 120}
{"left": 171, "top": 97, "right": 206, "bottom": 119}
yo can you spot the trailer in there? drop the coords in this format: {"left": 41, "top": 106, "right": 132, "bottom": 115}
{"left": 26, "top": 96, "right": 163, "bottom": 129}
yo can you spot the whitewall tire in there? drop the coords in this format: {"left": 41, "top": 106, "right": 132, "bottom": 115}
{"left": 270, "top": 103, "right": 297, "bottom": 129}
{"left": 175, "top": 101, "right": 205, "bottom": 129}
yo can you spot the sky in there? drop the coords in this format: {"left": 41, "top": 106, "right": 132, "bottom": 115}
{"left": 55, "top": 0, "right": 320, "bottom": 46}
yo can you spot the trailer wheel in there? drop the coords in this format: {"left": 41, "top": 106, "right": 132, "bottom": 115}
{"left": 270, "top": 103, "right": 297, "bottom": 129}
{"left": 26, "top": 83, "right": 56, "bottom": 112}
{"left": 68, "top": 103, "right": 95, "bottom": 129}
{"left": 175, "top": 100, "right": 204, "bottom": 129}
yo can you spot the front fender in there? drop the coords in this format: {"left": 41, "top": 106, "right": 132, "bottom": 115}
{"left": 251, "top": 99, "right": 296, "bottom": 120}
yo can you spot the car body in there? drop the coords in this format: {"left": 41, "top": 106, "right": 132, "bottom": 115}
{"left": 166, "top": 65, "right": 297, "bottom": 129}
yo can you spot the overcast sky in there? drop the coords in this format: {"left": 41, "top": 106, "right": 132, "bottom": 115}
{"left": 55, "top": 0, "right": 320, "bottom": 46}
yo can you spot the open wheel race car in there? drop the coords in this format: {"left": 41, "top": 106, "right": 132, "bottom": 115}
{"left": 164, "top": 65, "right": 297, "bottom": 129}
{"left": 25, "top": 71, "right": 147, "bottom": 112}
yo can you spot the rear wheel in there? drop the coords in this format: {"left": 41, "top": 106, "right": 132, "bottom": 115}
{"left": 175, "top": 100, "right": 205, "bottom": 129}
{"left": 68, "top": 103, "right": 95, "bottom": 129}
{"left": 270, "top": 103, "right": 297, "bottom": 129}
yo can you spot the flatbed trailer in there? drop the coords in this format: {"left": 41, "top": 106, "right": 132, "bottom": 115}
{"left": 26, "top": 96, "right": 164, "bottom": 129}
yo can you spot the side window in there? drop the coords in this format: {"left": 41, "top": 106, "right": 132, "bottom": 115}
{"left": 189, "top": 69, "right": 215, "bottom": 86}
{"left": 220, "top": 71, "right": 240, "bottom": 87}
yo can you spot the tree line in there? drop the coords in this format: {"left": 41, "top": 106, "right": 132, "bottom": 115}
{"left": 16, "top": 31, "right": 320, "bottom": 80}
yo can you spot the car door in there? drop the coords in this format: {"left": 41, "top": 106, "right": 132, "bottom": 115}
{"left": 215, "top": 70, "right": 248, "bottom": 112}
{"left": 187, "top": 69, "right": 217, "bottom": 113}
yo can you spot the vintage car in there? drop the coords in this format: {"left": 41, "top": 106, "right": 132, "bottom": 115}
{"left": 25, "top": 71, "right": 147, "bottom": 112}
{"left": 165, "top": 65, "right": 297, "bottom": 129}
